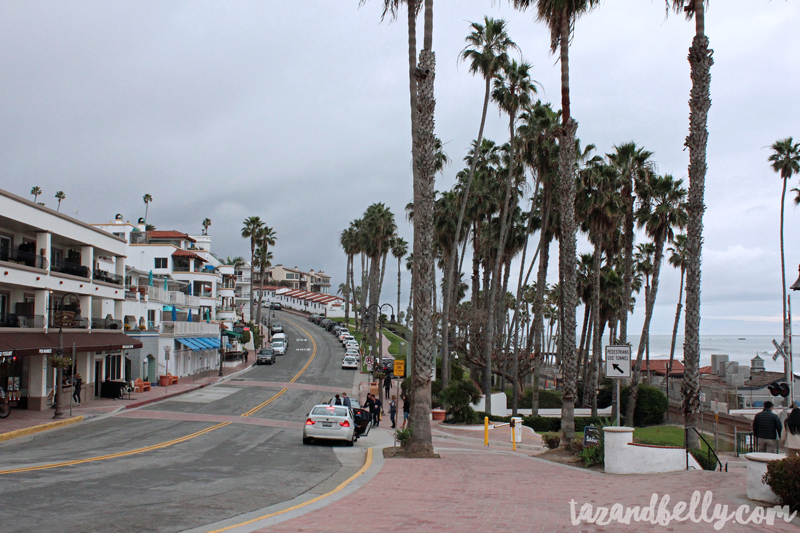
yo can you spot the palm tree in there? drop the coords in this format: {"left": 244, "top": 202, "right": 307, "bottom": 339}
{"left": 31, "top": 186, "right": 42, "bottom": 203}
{"left": 625, "top": 174, "right": 687, "bottom": 426}
{"left": 770, "top": 136, "right": 800, "bottom": 404}
{"left": 202, "top": 218, "right": 212, "bottom": 235}
{"left": 362, "top": 203, "right": 397, "bottom": 360}
{"left": 55, "top": 191, "right": 66, "bottom": 211}
{"left": 340, "top": 224, "right": 360, "bottom": 325}
{"left": 667, "top": 0, "right": 713, "bottom": 450}
{"left": 143, "top": 194, "right": 153, "bottom": 224}
{"left": 666, "top": 233, "right": 687, "bottom": 397}
{"left": 392, "top": 237, "right": 409, "bottom": 327}
{"left": 514, "top": 0, "right": 600, "bottom": 443}
{"left": 241, "top": 216, "right": 264, "bottom": 324}
{"left": 255, "top": 226, "right": 276, "bottom": 327}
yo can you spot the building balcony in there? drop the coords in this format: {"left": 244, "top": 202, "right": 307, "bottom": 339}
{"left": 51, "top": 259, "right": 90, "bottom": 278}
{"left": 173, "top": 265, "right": 202, "bottom": 273}
{"left": 0, "top": 248, "right": 48, "bottom": 270}
{"left": 0, "top": 314, "right": 46, "bottom": 329}
{"left": 217, "top": 305, "right": 236, "bottom": 312}
{"left": 93, "top": 268, "right": 124, "bottom": 286}
{"left": 161, "top": 321, "right": 220, "bottom": 336}
{"left": 91, "top": 317, "right": 123, "bottom": 330}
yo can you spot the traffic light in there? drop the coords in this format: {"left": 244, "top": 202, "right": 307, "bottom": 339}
{"left": 767, "top": 381, "right": 791, "bottom": 397}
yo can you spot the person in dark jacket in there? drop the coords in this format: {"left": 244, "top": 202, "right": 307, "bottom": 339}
{"left": 373, "top": 396, "right": 382, "bottom": 427}
{"left": 753, "top": 401, "right": 782, "bottom": 453}
{"left": 72, "top": 373, "right": 82, "bottom": 406}
{"left": 383, "top": 373, "right": 392, "bottom": 400}
{"left": 401, "top": 393, "right": 410, "bottom": 429}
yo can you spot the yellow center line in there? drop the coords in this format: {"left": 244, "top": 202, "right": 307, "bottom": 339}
{"left": 240, "top": 319, "right": 318, "bottom": 418}
{"left": 1, "top": 316, "right": 323, "bottom": 476}
{"left": 0, "top": 422, "right": 231, "bottom": 476}
{"left": 205, "top": 447, "right": 373, "bottom": 533}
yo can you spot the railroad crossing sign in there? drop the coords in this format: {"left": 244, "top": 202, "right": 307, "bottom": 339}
{"left": 772, "top": 339, "right": 788, "bottom": 362}
{"left": 605, "top": 345, "right": 631, "bottom": 378}
{"left": 393, "top": 360, "right": 405, "bottom": 377}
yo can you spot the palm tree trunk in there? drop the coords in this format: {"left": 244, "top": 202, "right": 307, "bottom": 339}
{"left": 249, "top": 242, "right": 255, "bottom": 324}
{"left": 344, "top": 254, "right": 351, "bottom": 324}
{"left": 406, "top": 0, "right": 420, "bottom": 377}
{"left": 407, "top": 0, "right": 435, "bottom": 457}
{"left": 667, "top": 266, "right": 685, "bottom": 400}
{"left": 781, "top": 175, "right": 790, "bottom": 405}
{"left": 397, "top": 256, "right": 402, "bottom": 326}
{"left": 682, "top": 0, "right": 712, "bottom": 450}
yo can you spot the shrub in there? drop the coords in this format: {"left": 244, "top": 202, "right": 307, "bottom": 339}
{"left": 521, "top": 416, "right": 602, "bottom": 434}
{"left": 437, "top": 379, "right": 482, "bottom": 424}
{"left": 542, "top": 432, "right": 561, "bottom": 449}
{"left": 619, "top": 385, "right": 669, "bottom": 426}
{"left": 539, "top": 390, "right": 563, "bottom": 408}
{"left": 763, "top": 456, "right": 800, "bottom": 511}
{"left": 567, "top": 438, "right": 584, "bottom": 455}
{"left": 689, "top": 448, "right": 718, "bottom": 471}
{"left": 579, "top": 441, "right": 605, "bottom": 467}
{"left": 396, "top": 427, "right": 413, "bottom": 446}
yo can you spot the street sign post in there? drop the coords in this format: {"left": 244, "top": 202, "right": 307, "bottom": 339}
{"left": 605, "top": 345, "right": 632, "bottom": 427}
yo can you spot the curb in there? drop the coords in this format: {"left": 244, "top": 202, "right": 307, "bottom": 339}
{"left": 0, "top": 415, "right": 84, "bottom": 443}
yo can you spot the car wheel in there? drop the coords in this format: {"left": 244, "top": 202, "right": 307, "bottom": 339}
{"left": 345, "top": 435, "right": 355, "bottom": 447}
{"left": 303, "top": 437, "right": 312, "bottom": 445}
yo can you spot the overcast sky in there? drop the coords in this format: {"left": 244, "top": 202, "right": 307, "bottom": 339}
{"left": 1, "top": 1, "right": 799, "bottom": 337}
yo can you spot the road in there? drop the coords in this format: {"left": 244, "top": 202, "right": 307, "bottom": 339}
{"left": 0, "top": 312, "right": 366, "bottom": 533}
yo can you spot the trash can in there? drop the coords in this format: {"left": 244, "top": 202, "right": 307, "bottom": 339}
{"left": 511, "top": 417, "right": 523, "bottom": 443}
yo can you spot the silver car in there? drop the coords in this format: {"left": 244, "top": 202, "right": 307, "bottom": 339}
{"left": 272, "top": 340, "right": 286, "bottom": 355}
{"left": 303, "top": 404, "right": 356, "bottom": 446}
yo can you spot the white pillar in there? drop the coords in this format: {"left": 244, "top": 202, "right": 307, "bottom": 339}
{"left": 36, "top": 289, "right": 49, "bottom": 331}
{"left": 27, "top": 353, "right": 49, "bottom": 410}
{"left": 80, "top": 295, "right": 92, "bottom": 329}
{"left": 81, "top": 245, "right": 94, "bottom": 277}
{"left": 114, "top": 299, "right": 124, "bottom": 322}
{"left": 36, "top": 231, "right": 51, "bottom": 271}
{"left": 603, "top": 426, "right": 635, "bottom": 474}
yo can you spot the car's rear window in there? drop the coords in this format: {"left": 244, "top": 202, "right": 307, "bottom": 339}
{"left": 311, "top": 406, "right": 348, "bottom": 417}
{"left": 258, "top": 349, "right": 273, "bottom": 355}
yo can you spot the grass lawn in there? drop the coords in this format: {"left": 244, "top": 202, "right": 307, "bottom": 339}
{"left": 633, "top": 425, "right": 732, "bottom": 453}
{"left": 381, "top": 328, "right": 406, "bottom": 359}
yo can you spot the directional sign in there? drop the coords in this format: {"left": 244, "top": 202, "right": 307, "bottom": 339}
{"left": 605, "top": 345, "right": 631, "bottom": 378}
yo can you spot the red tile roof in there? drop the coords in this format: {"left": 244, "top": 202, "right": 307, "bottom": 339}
{"left": 637, "top": 359, "right": 684, "bottom": 375}
{"left": 171, "top": 249, "right": 207, "bottom": 262}
{"left": 147, "top": 231, "right": 196, "bottom": 243}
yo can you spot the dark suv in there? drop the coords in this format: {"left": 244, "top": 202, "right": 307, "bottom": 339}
{"left": 270, "top": 302, "right": 282, "bottom": 310}
{"left": 257, "top": 348, "right": 276, "bottom": 365}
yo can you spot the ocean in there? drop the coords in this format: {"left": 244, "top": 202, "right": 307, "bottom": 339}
{"left": 614, "top": 335, "right": 792, "bottom": 373}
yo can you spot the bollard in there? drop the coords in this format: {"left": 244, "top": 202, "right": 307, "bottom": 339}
{"left": 484, "top": 417, "right": 489, "bottom": 446}
{"left": 510, "top": 418, "right": 516, "bottom": 451}
{"left": 511, "top": 416, "right": 523, "bottom": 446}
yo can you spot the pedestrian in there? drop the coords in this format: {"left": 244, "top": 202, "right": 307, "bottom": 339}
{"left": 364, "top": 393, "right": 374, "bottom": 414}
{"left": 373, "top": 396, "right": 382, "bottom": 427}
{"left": 72, "top": 373, "right": 82, "bottom": 406}
{"left": 333, "top": 394, "right": 342, "bottom": 405}
{"left": 383, "top": 373, "right": 391, "bottom": 399}
{"left": 753, "top": 401, "right": 782, "bottom": 453}
{"left": 782, "top": 407, "right": 800, "bottom": 457}
{"left": 342, "top": 392, "right": 351, "bottom": 408}
{"left": 401, "top": 393, "right": 410, "bottom": 429}
{"left": 389, "top": 395, "right": 397, "bottom": 429}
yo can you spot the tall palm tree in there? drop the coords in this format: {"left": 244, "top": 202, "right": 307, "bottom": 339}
{"left": 255, "top": 226, "right": 276, "bottom": 327}
{"left": 667, "top": 0, "right": 712, "bottom": 450}
{"left": 202, "top": 218, "right": 212, "bottom": 235}
{"left": 340, "top": 224, "right": 360, "bottom": 325}
{"left": 392, "top": 237, "right": 408, "bottom": 327}
{"left": 31, "top": 186, "right": 42, "bottom": 203}
{"left": 625, "top": 174, "right": 687, "bottom": 425}
{"left": 241, "top": 216, "right": 264, "bottom": 324}
{"left": 253, "top": 246, "right": 273, "bottom": 331}
{"left": 666, "top": 233, "right": 687, "bottom": 397}
{"left": 363, "top": 203, "right": 397, "bottom": 360}
{"left": 770, "top": 136, "right": 800, "bottom": 403}
{"left": 55, "top": 191, "right": 66, "bottom": 211}
{"left": 143, "top": 194, "right": 153, "bottom": 225}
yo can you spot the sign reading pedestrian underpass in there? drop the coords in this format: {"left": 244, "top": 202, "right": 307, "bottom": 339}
{"left": 604, "top": 345, "right": 631, "bottom": 378}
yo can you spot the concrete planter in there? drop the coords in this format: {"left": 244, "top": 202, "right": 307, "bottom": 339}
{"left": 431, "top": 408, "right": 446, "bottom": 421}
{"left": 745, "top": 453, "right": 785, "bottom": 504}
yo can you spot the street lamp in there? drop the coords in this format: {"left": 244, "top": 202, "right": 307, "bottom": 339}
{"left": 52, "top": 293, "right": 80, "bottom": 420}
{"left": 363, "top": 303, "right": 396, "bottom": 407}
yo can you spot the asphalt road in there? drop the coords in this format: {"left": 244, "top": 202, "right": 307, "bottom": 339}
{"left": 0, "top": 312, "right": 365, "bottom": 533}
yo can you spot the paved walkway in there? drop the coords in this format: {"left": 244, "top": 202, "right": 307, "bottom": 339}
{"left": 0, "top": 359, "right": 254, "bottom": 440}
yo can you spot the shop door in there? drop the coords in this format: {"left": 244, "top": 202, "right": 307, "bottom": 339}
{"left": 146, "top": 355, "right": 156, "bottom": 383}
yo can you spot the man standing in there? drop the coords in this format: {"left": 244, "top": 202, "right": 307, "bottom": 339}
{"left": 383, "top": 373, "right": 392, "bottom": 401}
{"left": 342, "top": 392, "right": 351, "bottom": 408}
{"left": 753, "top": 401, "right": 783, "bottom": 453}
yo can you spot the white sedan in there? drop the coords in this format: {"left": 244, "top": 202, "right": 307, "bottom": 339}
{"left": 342, "top": 355, "right": 358, "bottom": 369}
{"left": 303, "top": 404, "right": 356, "bottom": 446}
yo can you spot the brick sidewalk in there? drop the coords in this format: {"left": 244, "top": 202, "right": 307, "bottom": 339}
{"left": 259, "top": 439, "right": 796, "bottom": 533}
{"left": 0, "top": 359, "right": 254, "bottom": 439}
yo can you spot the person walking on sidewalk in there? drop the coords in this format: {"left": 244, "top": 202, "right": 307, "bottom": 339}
{"left": 383, "top": 373, "right": 391, "bottom": 400}
{"left": 364, "top": 393, "right": 374, "bottom": 415}
{"left": 782, "top": 407, "right": 800, "bottom": 457}
{"left": 72, "top": 374, "right": 82, "bottom": 406}
{"left": 389, "top": 395, "right": 397, "bottom": 428}
{"left": 401, "top": 393, "right": 410, "bottom": 429}
{"left": 753, "top": 401, "right": 782, "bottom": 453}
{"left": 373, "top": 396, "right": 382, "bottom": 427}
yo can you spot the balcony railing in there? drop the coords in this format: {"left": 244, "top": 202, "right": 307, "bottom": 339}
{"left": 0, "top": 249, "right": 48, "bottom": 270}
{"left": 51, "top": 258, "right": 90, "bottom": 278}
{"left": 185, "top": 295, "right": 202, "bottom": 307}
{"left": 217, "top": 305, "right": 236, "bottom": 312}
{"left": 174, "top": 265, "right": 202, "bottom": 273}
{"left": 0, "top": 314, "right": 46, "bottom": 328}
{"left": 147, "top": 286, "right": 170, "bottom": 302}
{"left": 93, "top": 269, "right": 124, "bottom": 286}
{"left": 91, "top": 317, "right": 123, "bottom": 330}
{"left": 161, "top": 321, "right": 220, "bottom": 335}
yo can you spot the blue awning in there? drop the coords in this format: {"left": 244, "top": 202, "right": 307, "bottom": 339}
{"left": 177, "top": 338, "right": 204, "bottom": 351}
{"left": 176, "top": 337, "right": 220, "bottom": 351}
{"left": 194, "top": 338, "right": 218, "bottom": 349}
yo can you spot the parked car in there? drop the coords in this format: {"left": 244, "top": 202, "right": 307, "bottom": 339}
{"left": 270, "top": 302, "right": 282, "bottom": 310}
{"left": 326, "top": 398, "right": 371, "bottom": 439}
{"left": 345, "top": 348, "right": 360, "bottom": 358}
{"left": 272, "top": 340, "right": 286, "bottom": 355}
{"left": 326, "top": 321, "right": 339, "bottom": 332}
{"left": 272, "top": 332, "right": 288, "bottom": 348}
{"left": 333, "top": 325, "right": 348, "bottom": 335}
{"left": 257, "top": 348, "right": 276, "bottom": 365}
{"left": 308, "top": 314, "right": 320, "bottom": 322}
{"left": 303, "top": 404, "right": 356, "bottom": 446}
{"left": 340, "top": 334, "right": 355, "bottom": 346}
{"left": 271, "top": 323, "right": 284, "bottom": 334}
{"left": 344, "top": 341, "right": 360, "bottom": 352}
{"left": 342, "top": 355, "right": 358, "bottom": 369}
{"left": 320, "top": 319, "right": 332, "bottom": 328}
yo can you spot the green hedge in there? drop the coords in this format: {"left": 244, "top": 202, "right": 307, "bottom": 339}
{"left": 474, "top": 412, "right": 601, "bottom": 434}
{"left": 620, "top": 385, "right": 669, "bottom": 426}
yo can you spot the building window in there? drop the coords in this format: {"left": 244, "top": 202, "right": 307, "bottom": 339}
{"left": 155, "top": 258, "right": 168, "bottom": 269}
{"left": 105, "top": 353, "right": 123, "bottom": 381}
{"left": 0, "top": 235, "right": 11, "bottom": 261}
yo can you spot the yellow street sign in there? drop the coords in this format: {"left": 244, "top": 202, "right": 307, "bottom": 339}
{"left": 393, "top": 360, "right": 405, "bottom": 377}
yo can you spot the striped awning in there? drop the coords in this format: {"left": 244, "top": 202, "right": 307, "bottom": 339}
{"left": 176, "top": 337, "right": 220, "bottom": 351}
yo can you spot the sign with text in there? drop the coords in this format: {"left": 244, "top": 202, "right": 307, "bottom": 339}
{"left": 605, "top": 345, "right": 631, "bottom": 378}
{"left": 583, "top": 425, "right": 601, "bottom": 447}
{"left": 393, "top": 360, "right": 405, "bottom": 377}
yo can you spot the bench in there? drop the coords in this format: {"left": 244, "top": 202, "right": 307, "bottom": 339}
{"left": 133, "top": 378, "right": 151, "bottom": 393}
{"left": 166, "top": 374, "right": 179, "bottom": 385}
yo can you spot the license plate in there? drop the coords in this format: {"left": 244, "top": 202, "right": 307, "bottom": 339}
{"left": 322, "top": 422, "right": 332, "bottom": 427}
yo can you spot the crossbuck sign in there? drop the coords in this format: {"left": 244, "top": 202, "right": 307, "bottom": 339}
{"left": 605, "top": 345, "right": 632, "bottom": 379}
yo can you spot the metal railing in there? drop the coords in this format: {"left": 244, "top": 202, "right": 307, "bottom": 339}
{"left": 51, "top": 258, "right": 90, "bottom": 278}
{"left": 93, "top": 269, "right": 124, "bottom": 285}
{"left": 161, "top": 321, "right": 220, "bottom": 335}
{"left": 91, "top": 317, "right": 123, "bottom": 330}
{"left": 685, "top": 426, "right": 727, "bottom": 472}
{"left": 0, "top": 248, "right": 48, "bottom": 269}
{"left": 0, "top": 314, "right": 46, "bottom": 328}
{"left": 173, "top": 265, "right": 202, "bottom": 273}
